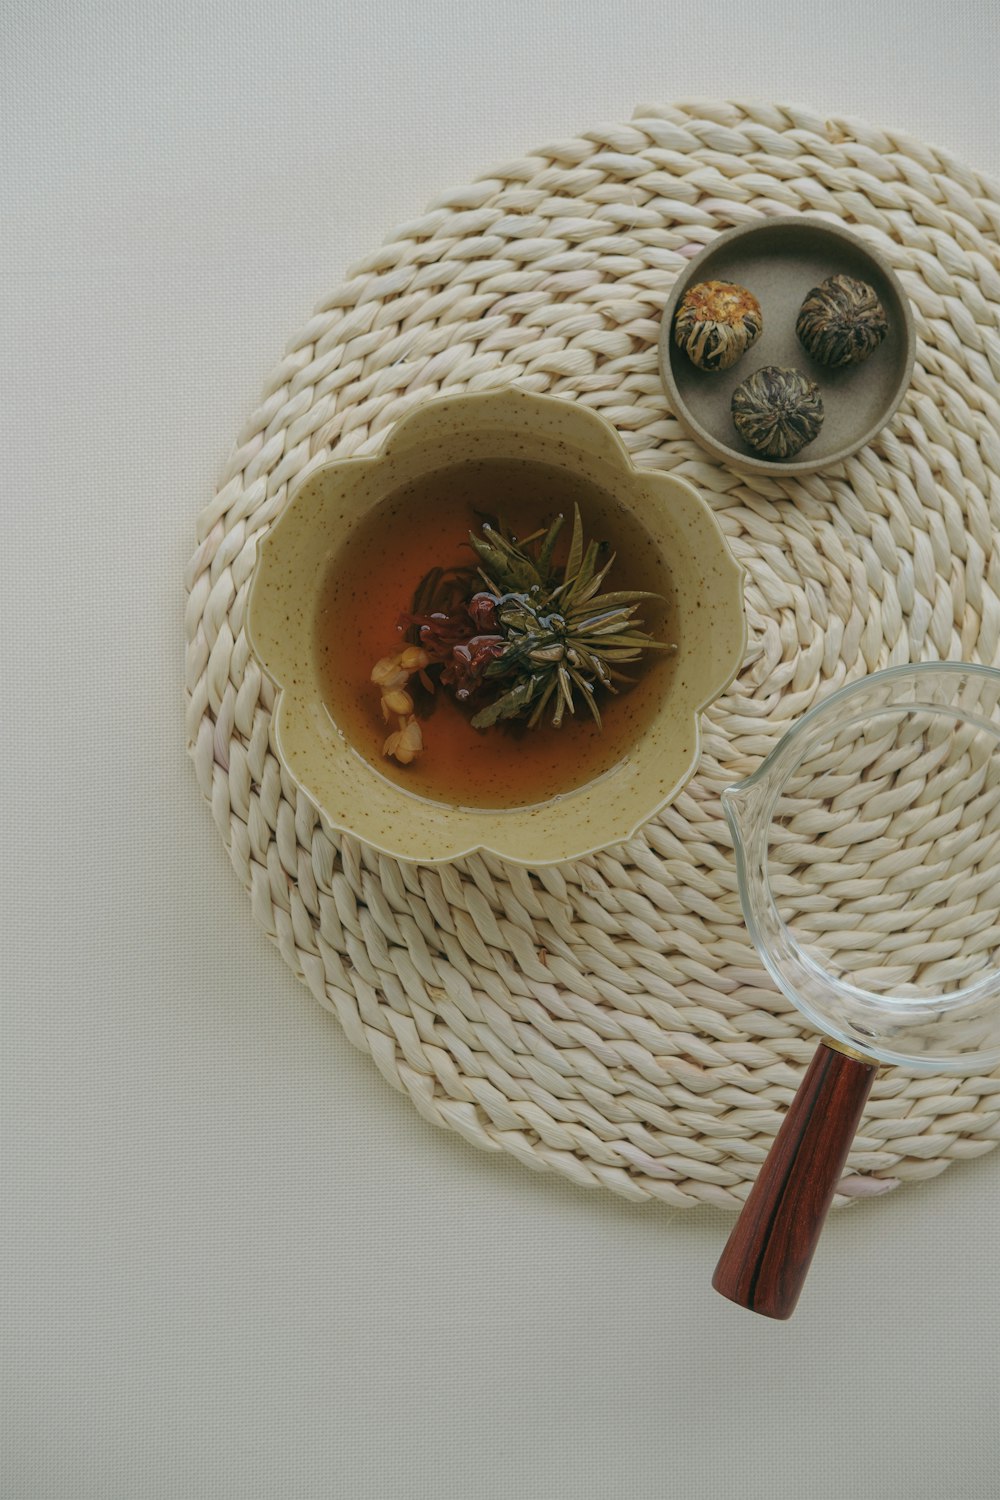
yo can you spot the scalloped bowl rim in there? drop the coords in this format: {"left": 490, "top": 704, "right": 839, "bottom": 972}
{"left": 246, "top": 388, "right": 748, "bottom": 866}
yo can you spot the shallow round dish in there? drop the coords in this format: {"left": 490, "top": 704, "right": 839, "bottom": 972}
{"left": 658, "top": 217, "right": 915, "bottom": 477}
{"left": 245, "top": 388, "right": 747, "bottom": 866}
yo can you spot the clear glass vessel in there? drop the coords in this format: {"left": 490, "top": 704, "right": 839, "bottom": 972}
{"left": 714, "top": 663, "right": 1000, "bottom": 1319}
{"left": 724, "top": 662, "right": 1000, "bottom": 1072}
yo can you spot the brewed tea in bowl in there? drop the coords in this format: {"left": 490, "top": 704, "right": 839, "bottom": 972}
{"left": 246, "top": 388, "right": 746, "bottom": 865}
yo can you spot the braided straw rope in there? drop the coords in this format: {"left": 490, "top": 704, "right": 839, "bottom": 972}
{"left": 185, "top": 101, "right": 1000, "bottom": 1208}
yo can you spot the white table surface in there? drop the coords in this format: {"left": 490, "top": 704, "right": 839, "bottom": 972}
{"left": 5, "top": 4, "right": 1000, "bottom": 1497}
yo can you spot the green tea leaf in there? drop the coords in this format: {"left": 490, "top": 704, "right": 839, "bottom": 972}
{"left": 564, "top": 503, "right": 584, "bottom": 585}
{"left": 552, "top": 664, "right": 576, "bottom": 727}
{"left": 527, "top": 676, "right": 559, "bottom": 729}
{"left": 535, "top": 514, "right": 564, "bottom": 584}
{"left": 565, "top": 553, "right": 616, "bottom": 608}
{"left": 568, "top": 667, "right": 603, "bottom": 726}
{"left": 570, "top": 588, "right": 660, "bottom": 611}
{"left": 471, "top": 522, "right": 550, "bottom": 591}
{"left": 470, "top": 674, "right": 543, "bottom": 729}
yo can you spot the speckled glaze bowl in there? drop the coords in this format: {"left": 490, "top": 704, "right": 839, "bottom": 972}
{"left": 245, "top": 388, "right": 746, "bottom": 865}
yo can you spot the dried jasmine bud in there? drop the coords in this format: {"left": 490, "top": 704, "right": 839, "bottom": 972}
{"left": 673, "top": 280, "right": 763, "bottom": 372}
{"left": 731, "top": 366, "right": 824, "bottom": 460}
{"left": 796, "top": 274, "right": 888, "bottom": 367}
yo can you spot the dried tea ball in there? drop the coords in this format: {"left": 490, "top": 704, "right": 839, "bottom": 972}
{"left": 673, "top": 280, "right": 763, "bottom": 372}
{"left": 731, "top": 366, "right": 824, "bottom": 460}
{"left": 796, "top": 274, "right": 888, "bottom": 367}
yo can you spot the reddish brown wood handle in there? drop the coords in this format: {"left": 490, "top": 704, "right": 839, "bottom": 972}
{"left": 713, "top": 1041, "right": 878, "bottom": 1320}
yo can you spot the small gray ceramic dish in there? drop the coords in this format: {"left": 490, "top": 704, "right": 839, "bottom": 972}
{"left": 658, "top": 216, "right": 916, "bottom": 477}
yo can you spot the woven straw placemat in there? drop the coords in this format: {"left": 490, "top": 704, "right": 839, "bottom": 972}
{"left": 185, "top": 101, "right": 1000, "bottom": 1208}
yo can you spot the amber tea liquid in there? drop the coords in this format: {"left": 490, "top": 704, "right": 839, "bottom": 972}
{"left": 315, "top": 459, "right": 679, "bottom": 810}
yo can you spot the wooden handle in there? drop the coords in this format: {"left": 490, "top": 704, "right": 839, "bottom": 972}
{"left": 712, "top": 1041, "right": 878, "bottom": 1320}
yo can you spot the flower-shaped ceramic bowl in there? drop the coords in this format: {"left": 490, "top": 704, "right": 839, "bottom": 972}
{"left": 245, "top": 388, "right": 746, "bottom": 865}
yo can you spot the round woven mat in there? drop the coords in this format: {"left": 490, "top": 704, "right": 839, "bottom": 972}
{"left": 185, "top": 101, "right": 1000, "bottom": 1208}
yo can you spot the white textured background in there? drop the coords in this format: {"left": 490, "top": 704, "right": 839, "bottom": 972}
{"left": 4, "top": 3, "right": 1000, "bottom": 1497}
